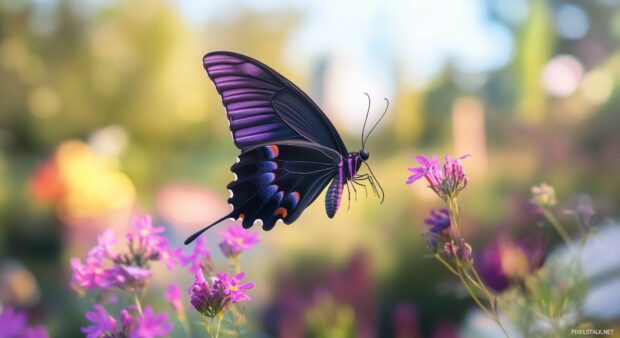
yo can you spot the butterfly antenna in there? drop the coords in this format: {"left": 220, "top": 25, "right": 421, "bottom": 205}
{"left": 184, "top": 213, "right": 232, "bottom": 245}
{"left": 363, "top": 161, "right": 385, "bottom": 203}
{"left": 363, "top": 98, "right": 389, "bottom": 146}
{"left": 361, "top": 93, "right": 371, "bottom": 148}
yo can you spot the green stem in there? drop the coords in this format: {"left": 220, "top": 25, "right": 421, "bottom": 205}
{"left": 215, "top": 314, "right": 224, "bottom": 338}
{"left": 444, "top": 196, "right": 510, "bottom": 338}
{"left": 131, "top": 290, "right": 143, "bottom": 316}
{"left": 541, "top": 209, "right": 572, "bottom": 246}
{"left": 446, "top": 197, "right": 461, "bottom": 240}
{"left": 178, "top": 314, "right": 191, "bottom": 338}
{"left": 207, "top": 316, "right": 214, "bottom": 337}
{"left": 229, "top": 255, "right": 241, "bottom": 274}
{"left": 456, "top": 266, "right": 494, "bottom": 319}
{"left": 434, "top": 254, "right": 459, "bottom": 276}
{"left": 464, "top": 259, "right": 496, "bottom": 308}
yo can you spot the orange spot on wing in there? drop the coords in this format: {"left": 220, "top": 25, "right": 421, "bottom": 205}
{"left": 292, "top": 191, "right": 300, "bottom": 200}
{"left": 269, "top": 144, "right": 279, "bottom": 158}
{"left": 238, "top": 213, "right": 245, "bottom": 220}
{"left": 274, "top": 207, "right": 287, "bottom": 219}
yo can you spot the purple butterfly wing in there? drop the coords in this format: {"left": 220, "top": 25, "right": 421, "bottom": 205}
{"left": 203, "top": 52, "right": 348, "bottom": 154}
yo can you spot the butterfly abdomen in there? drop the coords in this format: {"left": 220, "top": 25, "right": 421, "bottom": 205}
{"left": 325, "top": 163, "right": 344, "bottom": 218}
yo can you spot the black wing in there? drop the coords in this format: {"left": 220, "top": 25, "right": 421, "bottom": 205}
{"left": 203, "top": 51, "right": 348, "bottom": 155}
{"left": 227, "top": 141, "right": 341, "bottom": 231}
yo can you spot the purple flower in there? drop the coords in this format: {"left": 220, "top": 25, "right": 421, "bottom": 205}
{"left": 443, "top": 239, "right": 472, "bottom": 262}
{"left": 217, "top": 272, "right": 254, "bottom": 303}
{"left": 130, "top": 306, "right": 173, "bottom": 338}
{"left": 189, "top": 269, "right": 230, "bottom": 317}
{"left": 120, "top": 308, "right": 135, "bottom": 335}
{"left": 476, "top": 237, "right": 546, "bottom": 292}
{"left": 108, "top": 265, "right": 152, "bottom": 289}
{"left": 425, "top": 209, "right": 451, "bottom": 234}
{"left": 81, "top": 304, "right": 117, "bottom": 338}
{"left": 181, "top": 237, "right": 211, "bottom": 274}
{"left": 156, "top": 238, "right": 181, "bottom": 270}
{"left": 70, "top": 256, "right": 113, "bottom": 291}
{"left": 0, "top": 307, "right": 49, "bottom": 338}
{"left": 23, "top": 326, "right": 49, "bottom": 338}
{"left": 407, "top": 154, "right": 470, "bottom": 200}
{"left": 0, "top": 306, "right": 27, "bottom": 337}
{"left": 87, "top": 229, "right": 118, "bottom": 261}
{"left": 127, "top": 215, "right": 166, "bottom": 255}
{"left": 165, "top": 284, "right": 184, "bottom": 316}
{"left": 218, "top": 224, "right": 259, "bottom": 257}
{"left": 423, "top": 209, "right": 452, "bottom": 253}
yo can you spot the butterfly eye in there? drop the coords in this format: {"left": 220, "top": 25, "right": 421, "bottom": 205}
{"left": 360, "top": 149, "right": 370, "bottom": 161}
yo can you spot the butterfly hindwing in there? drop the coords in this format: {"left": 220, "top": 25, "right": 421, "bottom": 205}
{"left": 227, "top": 141, "right": 341, "bottom": 231}
{"left": 203, "top": 52, "right": 348, "bottom": 155}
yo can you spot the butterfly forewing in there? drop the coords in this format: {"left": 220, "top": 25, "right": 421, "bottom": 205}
{"left": 203, "top": 52, "right": 348, "bottom": 155}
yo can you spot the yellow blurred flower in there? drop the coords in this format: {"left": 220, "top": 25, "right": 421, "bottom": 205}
{"left": 30, "top": 140, "right": 135, "bottom": 221}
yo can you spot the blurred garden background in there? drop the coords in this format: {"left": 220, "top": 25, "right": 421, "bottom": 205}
{"left": 1, "top": 0, "right": 620, "bottom": 337}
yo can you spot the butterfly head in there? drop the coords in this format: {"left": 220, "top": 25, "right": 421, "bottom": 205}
{"left": 359, "top": 149, "right": 369, "bottom": 161}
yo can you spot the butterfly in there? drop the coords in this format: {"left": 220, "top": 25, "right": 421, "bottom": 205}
{"left": 185, "top": 51, "right": 387, "bottom": 245}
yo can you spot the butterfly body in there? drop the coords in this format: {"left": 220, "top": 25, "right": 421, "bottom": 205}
{"left": 184, "top": 51, "right": 383, "bottom": 245}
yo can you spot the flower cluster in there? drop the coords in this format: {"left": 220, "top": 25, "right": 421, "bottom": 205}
{"left": 424, "top": 208, "right": 473, "bottom": 262}
{"left": 82, "top": 304, "right": 172, "bottom": 338}
{"left": 187, "top": 270, "right": 254, "bottom": 335}
{"left": 407, "top": 154, "right": 513, "bottom": 336}
{"left": 0, "top": 306, "right": 49, "bottom": 338}
{"left": 185, "top": 224, "right": 258, "bottom": 337}
{"left": 530, "top": 183, "right": 557, "bottom": 208}
{"left": 407, "top": 154, "right": 470, "bottom": 200}
{"left": 70, "top": 214, "right": 205, "bottom": 338}
{"left": 218, "top": 224, "right": 260, "bottom": 258}
{"left": 189, "top": 226, "right": 257, "bottom": 318}
{"left": 70, "top": 215, "right": 169, "bottom": 293}
{"left": 70, "top": 215, "right": 212, "bottom": 295}
{"left": 71, "top": 216, "right": 258, "bottom": 338}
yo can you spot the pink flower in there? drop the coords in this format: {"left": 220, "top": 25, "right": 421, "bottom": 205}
{"left": 130, "top": 306, "right": 173, "bottom": 338}
{"left": 216, "top": 272, "right": 254, "bottom": 303}
{"left": 406, "top": 154, "right": 470, "bottom": 200}
{"left": 218, "top": 224, "right": 259, "bottom": 257}
{"left": 156, "top": 238, "right": 181, "bottom": 270}
{"left": 165, "top": 284, "right": 184, "bottom": 316}
{"left": 0, "top": 306, "right": 27, "bottom": 337}
{"left": 0, "top": 307, "right": 49, "bottom": 338}
{"left": 120, "top": 308, "right": 135, "bottom": 335}
{"left": 70, "top": 256, "right": 113, "bottom": 291}
{"left": 127, "top": 215, "right": 166, "bottom": 255}
{"left": 181, "top": 236, "right": 211, "bottom": 274}
{"left": 23, "top": 326, "right": 49, "bottom": 338}
{"left": 108, "top": 265, "right": 152, "bottom": 289}
{"left": 81, "top": 304, "right": 117, "bottom": 338}
{"left": 87, "top": 229, "right": 118, "bottom": 260}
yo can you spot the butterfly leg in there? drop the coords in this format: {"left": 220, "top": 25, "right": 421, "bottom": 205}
{"left": 345, "top": 180, "right": 352, "bottom": 210}
{"left": 364, "top": 174, "right": 379, "bottom": 198}
{"left": 354, "top": 174, "right": 374, "bottom": 197}
{"left": 349, "top": 179, "right": 358, "bottom": 201}
{"left": 352, "top": 176, "right": 369, "bottom": 198}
